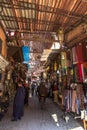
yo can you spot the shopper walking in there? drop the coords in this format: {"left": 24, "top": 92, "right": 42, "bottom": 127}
{"left": 24, "top": 80, "right": 29, "bottom": 106}
{"left": 38, "top": 81, "right": 48, "bottom": 103}
{"left": 11, "top": 80, "right": 25, "bottom": 121}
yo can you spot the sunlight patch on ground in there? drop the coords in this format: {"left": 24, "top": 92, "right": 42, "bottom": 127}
{"left": 69, "top": 126, "right": 84, "bottom": 130}
{"left": 51, "top": 114, "right": 60, "bottom": 127}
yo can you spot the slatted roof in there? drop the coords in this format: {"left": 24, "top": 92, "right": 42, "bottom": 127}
{"left": 0, "top": 0, "right": 87, "bottom": 42}
{"left": 0, "top": 0, "right": 87, "bottom": 32}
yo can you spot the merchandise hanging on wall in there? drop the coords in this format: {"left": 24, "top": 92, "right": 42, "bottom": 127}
{"left": 22, "top": 46, "right": 30, "bottom": 64}
{"left": 0, "top": 55, "right": 9, "bottom": 70}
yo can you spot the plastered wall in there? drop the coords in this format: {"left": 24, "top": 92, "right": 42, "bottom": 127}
{"left": 0, "top": 26, "right": 7, "bottom": 58}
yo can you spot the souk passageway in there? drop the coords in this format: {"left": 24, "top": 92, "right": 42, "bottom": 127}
{"left": 0, "top": 96, "right": 84, "bottom": 130}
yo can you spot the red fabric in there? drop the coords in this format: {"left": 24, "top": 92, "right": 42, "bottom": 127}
{"left": 53, "top": 85, "right": 58, "bottom": 91}
{"left": 72, "top": 44, "right": 87, "bottom": 63}
{"left": 76, "top": 45, "right": 83, "bottom": 63}
{"left": 77, "top": 63, "right": 83, "bottom": 82}
{"left": 76, "top": 43, "right": 87, "bottom": 62}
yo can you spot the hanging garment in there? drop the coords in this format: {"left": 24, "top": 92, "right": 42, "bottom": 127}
{"left": 76, "top": 98, "right": 80, "bottom": 114}
{"left": 72, "top": 90, "right": 77, "bottom": 112}
{"left": 53, "top": 90, "right": 58, "bottom": 103}
{"left": 81, "top": 110, "right": 85, "bottom": 119}
{"left": 69, "top": 90, "right": 72, "bottom": 111}
{"left": 72, "top": 47, "right": 78, "bottom": 64}
{"left": 76, "top": 84, "right": 84, "bottom": 109}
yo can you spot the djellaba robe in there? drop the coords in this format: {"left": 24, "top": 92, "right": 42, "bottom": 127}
{"left": 13, "top": 86, "right": 25, "bottom": 120}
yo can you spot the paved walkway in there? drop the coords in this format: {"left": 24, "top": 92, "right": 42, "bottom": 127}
{"left": 0, "top": 96, "right": 84, "bottom": 130}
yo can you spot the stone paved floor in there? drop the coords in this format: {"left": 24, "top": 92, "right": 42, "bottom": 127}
{"left": 0, "top": 97, "right": 84, "bottom": 130}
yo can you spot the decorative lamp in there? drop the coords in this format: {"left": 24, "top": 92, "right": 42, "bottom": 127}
{"left": 58, "top": 28, "right": 64, "bottom": 48}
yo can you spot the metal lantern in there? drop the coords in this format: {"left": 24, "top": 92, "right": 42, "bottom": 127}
{"left": 58, "top": 28, "right": 64, "bottom": 48}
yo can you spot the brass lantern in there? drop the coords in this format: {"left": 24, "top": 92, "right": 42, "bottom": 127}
{"left": 58, "top": 28, "right": 64, "bottom": 48}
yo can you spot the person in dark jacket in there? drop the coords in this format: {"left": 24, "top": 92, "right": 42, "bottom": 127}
{"left": 11, "top": 80, "right": 25, "bottom": 121}
{"left": 38, "top": 81, "right": 48, "bottom": 102}
{"left": 24, "top": 80, "right": 29, "bottom": 106}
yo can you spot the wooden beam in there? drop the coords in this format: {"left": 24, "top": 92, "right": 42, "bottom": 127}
{"left": 0, "top": 21, "right": 7, "bottom": 36}
{"left": 65, "top": 22, "right": 87, "bottom": 47}
{"left": 10, "top": 36, "right": 58, "bottom": 43}
{"left": 0, "top": 15, "right": 60, "bottom": 26}
{"left": 66, "top": 33, "right": 87, "bottom": 48}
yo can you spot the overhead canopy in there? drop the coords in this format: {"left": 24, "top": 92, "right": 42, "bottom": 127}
{"left": 0, "top": 0, "right": 87, "bottom": 46}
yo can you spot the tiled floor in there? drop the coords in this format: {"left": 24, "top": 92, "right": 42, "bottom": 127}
{"left": 0, "top": 97, "right": 84, "bottom": 130}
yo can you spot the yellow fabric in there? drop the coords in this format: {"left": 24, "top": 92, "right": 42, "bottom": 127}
{"left": 53, "top": 90, "right": 58, "bottom": 103}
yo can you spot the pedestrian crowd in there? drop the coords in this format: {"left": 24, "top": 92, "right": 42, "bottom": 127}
{"left": 11, "top": 72, "right": 59, "bottom": 121}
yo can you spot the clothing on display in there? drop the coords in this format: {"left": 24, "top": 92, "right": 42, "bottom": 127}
{"left": 62, "top": 84, "right": 84, "bottom": 114}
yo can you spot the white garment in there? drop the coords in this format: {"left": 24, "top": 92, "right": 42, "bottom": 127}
{"left": 81, "top": 110, "right": 85, "bottom": 119}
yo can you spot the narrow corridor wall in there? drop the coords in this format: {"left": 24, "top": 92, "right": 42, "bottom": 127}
{"left": 0, "top": 26, "right": 7, "bottom": 58}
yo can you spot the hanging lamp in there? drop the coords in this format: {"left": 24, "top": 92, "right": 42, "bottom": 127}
{"left": 58, "top": 28, "right": 64, "bottom": 48}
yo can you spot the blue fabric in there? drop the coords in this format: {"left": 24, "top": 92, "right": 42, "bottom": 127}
{"left": 22, "top": 46, "right": 30, "bottom": 62}
{"left": 76, "top": 99, "right": 80, "bottom": 114}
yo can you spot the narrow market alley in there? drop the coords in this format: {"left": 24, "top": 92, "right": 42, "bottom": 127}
{"left": 0, "top": 1, "right": 87, "bottom": 130}
{"left": 0, "top": 96, "right": 84, "bottom": 130}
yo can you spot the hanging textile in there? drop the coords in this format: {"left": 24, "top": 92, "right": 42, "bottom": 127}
{"left": 72, "top": 47, "right": 78, "bottom": 64}
{"left": 76, "top": 45, "right": 83, "bottom": 63}
{"left": 22, "top": 46, "right": 30, "bottom": 63}
{"left": 66, "top": 50, "right": 72, "bottom": 67}
{"left": 72, "top": 90, "right": 77, "bottom": 112}
{"left": 61, "top": 52, "right": 67, "bottom": 69}
{"left": 77, "top": 64, "right": 83, "bottom": 82}
{"left": 76, "top": 84, "right": 84, "bottom": 109}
